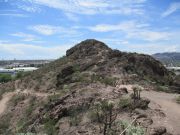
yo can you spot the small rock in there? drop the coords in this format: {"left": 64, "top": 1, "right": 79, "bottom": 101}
{"left": 137, "top": 117, "right": 153, "bottom": 127}
{"left": 149, "top": 126, "right": 167, "bottom": 135}
{"left": 134, "top": 108, "right": 147, "bottom": 117}
{"left": 163, "top": 133, "right": 173, "bottom": 135}
{"left": 119, "top": 87, "right": 128, "bottom": 94}
{"left": 78, "top": 130, "right": 88, "bottom": 133}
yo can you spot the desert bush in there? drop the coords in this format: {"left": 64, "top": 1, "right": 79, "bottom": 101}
{"left": 26, "top": 96, "right": 36, "bottom": 116}
{"left": 44, "top": 117, "right": 57, "bottom": 135}
{"left": 0, "top": 113, "right": 12, "bottom": 134}
{"left": 117, "top": 121, "right": 145, "bottom": 135}
{"left": 69, "top": 114, "right": 82, "bottom": 126}
{"left": 91, "top": 74, "right": 117, "bottom": 86}
{"left": 119, "top": 96, "right": 149, "bottom": 110}
{"left": 156, "top": 85, "right": 169, "bottom": 92}
{"left": 9, "top": 94, "right": 25, "bottom": 106}
{"left": 15, "top": 71, "right": 31, "bottom": 79}
{"left": 48, "top": 93, "right": 63, "bottom": 102}
{"left": 118, "top": 97, "right": 132, "bottom": 109}
{"left": 71, "top": 72, "right": 91, "bottom": 83}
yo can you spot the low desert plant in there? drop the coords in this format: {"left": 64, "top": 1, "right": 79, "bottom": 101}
{"left": 69, "top": 114, "right": 82, "bottom": 126}
{"left": 156, "top": 85, "right": 169, "bottom": 92}
{"left": 91, "top": 74, "right": 117, "bottom": 86}
{"left": 26, "top": 96, "right": 36, "bottom": 116}
{"left": 9, "top": 94, "right": 25, "bottom": 106}
{"left": 118, "top": 97, "right": 131, "bottom": 109}
{"left": 44, "top": 117, "right": 57, "bottom": 135}
{"left": 0, "top": 113, "right": 12, "bottom": 134}
{"left": 118, "top": 121, "right": 145, "bottom": 135}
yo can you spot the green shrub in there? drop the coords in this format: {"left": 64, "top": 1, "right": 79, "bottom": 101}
{"left": 88, "top": 110, "right": 97, "bottom": 122}
{"left": 44, "top": 117, "right": 57, "bottom": 135}
{"left": 119, "top": 121, "right": 145, "bottom": 135}
{"left": 48, "top": 93, "right": 62, "bottom": 102}
{"left": 118, "top": 97, "right": 131, "bottom": 109}
{"left": 69, "top": 115, "right": 82, "bottom": 126}
{"left": 156, "top": 85, "right": 169, "bottom": 92}
{"left": 91, "top": 74, "right": 117, "bottom": 86}
{"left": 14, "top": 71, "right": 31, "bottom": 80}
{"left": 26, "top": 96, "right": 36, "bottom": 116}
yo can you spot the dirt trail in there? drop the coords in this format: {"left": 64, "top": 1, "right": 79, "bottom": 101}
{"left": 0, "top": 92, "right": 15, "bottom": 116}
{"left": 142, "top": 91, "right": 180, "bottom": 134}
{"left": 0, "top": 89, "right": 53, "bottom": 116}
{"left": 117, "top": 84, "right": 180, "bottom": 134}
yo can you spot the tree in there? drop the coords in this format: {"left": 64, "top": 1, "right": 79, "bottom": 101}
{"left": 94, "top": 100, "right": 117, "bottom": 135}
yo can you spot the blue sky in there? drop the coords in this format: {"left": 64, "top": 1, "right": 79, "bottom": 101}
{"left": 0, "top": 0, "right": 180, "bottom": 59}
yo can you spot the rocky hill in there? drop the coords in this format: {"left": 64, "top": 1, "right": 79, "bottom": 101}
{"left": 153, "top": 52, "right": 180, "bottom": 67}
{"left": 14, "top": 39, "right": 173, "bottom": 92}
{"left": 0, "top": 39, "right": 179, "bottom": 135}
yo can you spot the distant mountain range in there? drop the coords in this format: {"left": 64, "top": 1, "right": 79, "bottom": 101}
{"left": 152, "top": 52, "right": 180, "bottom": 67}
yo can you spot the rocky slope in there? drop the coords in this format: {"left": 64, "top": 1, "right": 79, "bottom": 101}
{"left": 0, "top": 39, "right": 179, "bottom": 135}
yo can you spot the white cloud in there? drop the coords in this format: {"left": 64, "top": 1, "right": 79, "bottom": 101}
{"left": 88, "top": 21, "right": 139, "bottom": 32}
{"left": 29, "top": 25, "right": 78, "bottom": 36}
{"left": 125, "top": 43, "right": 179, "bottom": 54}
{"left": 0, "top": 43, "right": 72, "bottom": 59}
{"left": 11, "top": 32, "right": 37, "bottom": 41}
{"left": 25, "top": 0, "right": 146, "bottom": 15}
{"left": 18, "top": 4, "right": 41, "bottom": 12}
{"left": 162, "top": 2, "right": 180, "bottom": 17}
{"left": 86, "top": 21, "right": 170, "bottom": 41}
{"left": 65, "top": 13, "right": 79, "bottom": 22}
{"left": 30, "top": 25, "right": 58, "bottom": 35}
{"left": 0, "top": 13, "right": 27, "bottom": 17}
{"left": 129, "top": 31, "right": 170, "bottom": 41}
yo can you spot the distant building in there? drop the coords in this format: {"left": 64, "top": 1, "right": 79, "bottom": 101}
{"left": 0, "top": 67, "right": 38, "bottom": 75}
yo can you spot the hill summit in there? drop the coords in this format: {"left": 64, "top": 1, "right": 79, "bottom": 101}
{"left": 66, "top": 39, "right": 111, "bottom": 58}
